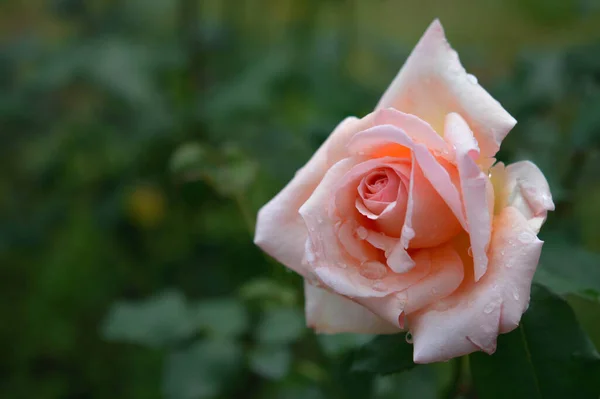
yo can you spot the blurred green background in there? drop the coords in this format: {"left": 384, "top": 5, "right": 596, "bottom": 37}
{"left": 2, "top": 1, "right": 600, "bottom": 398}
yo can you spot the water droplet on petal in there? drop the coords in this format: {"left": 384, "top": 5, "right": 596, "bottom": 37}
{"left": 483, "top": 299, "right": 500, "bottom": 314}
{"left": 359, "top": 261, "right": 388, "bottom": 280}
{"left": 372, "top": 280, "right": 387, "bottom": 292}
{"left": 518, "top": 232, "right": 535, "bottom": 243}
{"left": 467, "top": 73, "right": 478, "bottom": 84}
{"left": 467, "top": 247, "right": 473, "bottom": 257}
{"left": 356, "top": 226, "right": 368, "bottom": 240}
{"left": 512, "top": 286, "right": 520, "bottom": 300}
{"left": 405, "top": 332, "right": 413, "bottom": 344}
{"left": 431, "top": 287, "right": 439, "bottom": 295}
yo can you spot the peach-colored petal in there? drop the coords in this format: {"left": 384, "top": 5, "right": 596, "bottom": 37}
{"left": 376, "top": 19, "right": 516, "bottom": 159}
{"left": 504, "top": 161, "right": 555, "bottom": 233}
{"left": 301, "top": 159, "right": 434, "bottom": 298}
{"left": 404, "top": 159, "right": 462, "bottom": 249}
{"left": 357, "top": 245, "right": 464, "bottom": 328}
{"left": 373, "top": 108, "right": 449, "bottom": 154}
{"left": 408, "top": 206, "right": 543, "bottom": 364}
{"left": 254, "top": 117, "right": 360, "bottom": 276}
{"left": 348, "top": 124, "right": 467, "bottom": 230}
{"left": 335, "top": 158, "right": 411, "bottom": 238}
{"left": 304, "top": 281, "right": 399, "bottom": 334}
{"left": 444, "top": 113, "right": 491, "bottom": 281}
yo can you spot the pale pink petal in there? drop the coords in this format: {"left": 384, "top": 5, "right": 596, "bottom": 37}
{"left": 302, "top": 160, "right": 433, "bottom": 298}
{"left": 348, "top": 125, "right": 467, "bottom": 230}
{"left": 357, "top": 245, "right": 464, "bottom": 328}
{"left": 404, "top": 158, "right": 463, "bottom": 249}
{"left": 408, "top": 207, "right": 543, "bottom": 364}
{"left": 304, "top": 281, "right": 400, "bottom": 334}
{"left": 444, "top": 113, "right": 492, "bottom": 281}
{"left": 373, "top": 108, "right": 449, "bottom": 155}
{"left": 504, "top": 161, "right": 555, "bottom": 233}
{"left": 335, "top": 158, "right": 411, "bottom": 237}
{"left": 255, "top": 117, "right": 359, "bottom": 275}
{"left": 376, "top": 20, "right": 516, "bottom": 159}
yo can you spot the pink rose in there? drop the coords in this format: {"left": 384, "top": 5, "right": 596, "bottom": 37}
{"left": 254, "top": 20, "right": 554, "bottom": 363}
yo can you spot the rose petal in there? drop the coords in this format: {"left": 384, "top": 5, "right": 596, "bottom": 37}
{"left": 357, "top": 245, "right": 464, "bottom": 328}
{"left": 255, "top": 117, "right": 360, "bottom": 275}
{"left": 348, "top": 124, "right": 467, "bottom": 230}
{"left": 376, "top": 19, "right": 516, "bottom": 159}
{"left": 444, "top": 113, "right": 492, "bottom": 281}
{"left": 302, "top": 159, "right": 433, "bottom": 298}
{"left": 504, "top": 161, "right": 555, "bottom": 233}
{"left": 304, "top": 281, "right": 399, "bottom": 334}
{"left": 408, "top": 206, "right": 543, "bottom": 364}
{"left": 373, "top": 108, "right": 449, "bottom": 154}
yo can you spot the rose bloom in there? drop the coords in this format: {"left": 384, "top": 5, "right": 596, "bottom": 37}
{"left": 254, "top": 20, "right": 554, "bottom": 363}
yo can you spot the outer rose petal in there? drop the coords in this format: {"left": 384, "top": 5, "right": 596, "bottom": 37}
{"left": 357, "top": 244, "right": 464, "bottom": 328}
{"left": 504, "top": 161, "right": 555, "bottom": 233}
{"left": 408, "top": 206, "right": 543, "bottom": 364}
{"left": 304, "top": 281, "right": 399, "bottom": 334}
{"left": 254, "top": 117, "right": 359, "bottom": 275}
{"left": 444, "top": 113, "right": 492, "bottom": 281}
{"left": 376, "top": 19, "right": 516, "bottom": 159}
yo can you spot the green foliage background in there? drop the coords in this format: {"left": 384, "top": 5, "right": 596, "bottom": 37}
{"left": 1, "top": 1, "right": 600, "bottom": 398}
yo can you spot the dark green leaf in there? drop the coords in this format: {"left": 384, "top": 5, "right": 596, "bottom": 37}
{"left": 248, "top": 344, "right": 292, "bottom": 380}
{"left": 255, "top": 307, "right": 305, "bottom": 345}
{"left": 534, "top": 245, "right": 600, "bottom": 300}
{"left": 194, "top": 298, "right": 249, "bottom": 337}
{"left": 101, "top": 290, "right": 193, "bottom": 347}
{"left": 162, "top": 339, "right": 243, "bottom": 399}
{"left": 351, "top": 333, "right": 415, "bottom": 375}
{"left": 470, "top": 284, "right": 600, "bottom": 399}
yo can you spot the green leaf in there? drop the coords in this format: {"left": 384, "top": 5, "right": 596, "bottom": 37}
{"left": 248, "top": 344, "right": 292, "bottom": 380}
{"left": 318, "top": 333, "right": 374, "bottom": 357}
{"left": 239, "top": 278, "right": 298, "bottom": 306}
{"left": 255, "top": 307, "right": 305, "bottom": 345}
{"left": 169, "top": 143, "right": 208, "bottom": 178}
{"left": 534, "top": 245, "right": 600, "bottom": 300}
{"left": 470, "top": 284, "right": 600, "bottom": 399}
{"left": 101, "top": 290, "right": 193, "bottom": 347}
{"left": 374, "top": 365, "right": 438, "bottom": 399}
{"left": 351, "top": 333, "right": 415, "bottom": 375}
{"left": 193, "top": 298, "right": 248, "bottom": 337}
{"left": 162, "top": 339, "right": 243, "bottom": 399}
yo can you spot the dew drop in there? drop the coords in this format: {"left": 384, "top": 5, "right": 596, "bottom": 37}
{"left": 512, "top": 286, "right": 520, "bottom": 301}
{"left": 359, "top": 261, "right": 387, "bottom": 280}
{"left": 467, "top": 247, "right": 473, "bottom": 257}
{"left": 356, "top": 226, "right": 368, "bottom": 240}
{"left": 518, "top": 231, "right": 535, "bottom": 243}
{"left": 317, "top": 217, "right": 323, "bottom": 224}
{"left": 467, "top": 73, "right": 478, "bottom": 84}
{"left": 431, "top": 287, "right": 439, "bottom": 295}
{"left": 483, "top": 301, "right": 497, "bottom": 314}
{"left": 405, "top": 332, "right": 413, "bottom": 344}
{"left": 372, "top": 281, "right": 387, "bottom": 292}
{"left": 337, "top": 262, "right": 348, "bottom": 269}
